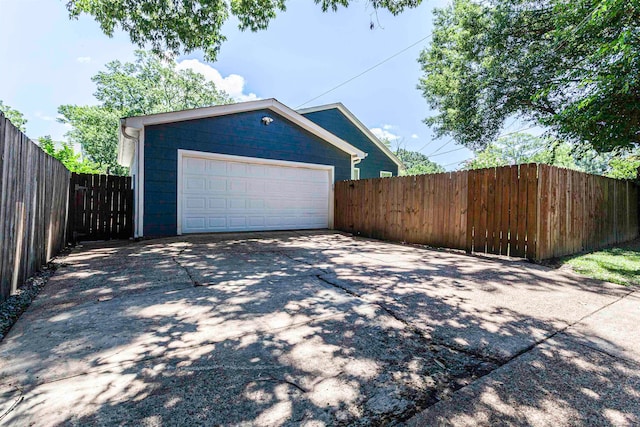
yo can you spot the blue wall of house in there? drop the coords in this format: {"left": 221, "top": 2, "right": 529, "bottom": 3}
{"left": 143, "top": 109, "right": 352, "bottom": 236}
{"left": 301, "top": 108, "right": 399, "bottom": 179}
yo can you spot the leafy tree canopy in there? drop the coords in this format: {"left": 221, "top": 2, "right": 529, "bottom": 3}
{"left": 463, "top": 133, "right": 578, "bottom": 170}
{"left": 0, "top": 100, "right": 27, "bottom": 133}
{"left": 418, "top": 0, "right": 640, "bottom": 154}
{"left": 58, "top": 51, "right": 232, "bottom": 175}
{"left": 395, "top": 148, "right": 444, "bottom": 175}
{"left": 66, "top": 0, "right": 423, "bottom": 60}
{"left": 39, "top": 136, "right": 103, "bottom": 174}
{"left": 607, "top": 151, "right": 640, "bottom": 180}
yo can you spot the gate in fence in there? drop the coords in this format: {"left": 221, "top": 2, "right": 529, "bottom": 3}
{"left": 68, "top": 173, "right": 133, "bottom": 242}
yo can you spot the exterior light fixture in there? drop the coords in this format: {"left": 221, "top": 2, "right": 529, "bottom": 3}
{"left": 261, "top": 116, "right": 274, "bottom": 125}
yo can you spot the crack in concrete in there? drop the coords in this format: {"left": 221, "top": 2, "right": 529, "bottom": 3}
{"left": 171, "top": 246, "right": 200, "bottom": 287}
{"left": 315, "top": 273, "right": 504, "bottom": 365}
{"left": 275, "top": 250, "right": 331, "bottom": 276}
{"left": 496, "top": 287, "right": 638, "bottom": 368}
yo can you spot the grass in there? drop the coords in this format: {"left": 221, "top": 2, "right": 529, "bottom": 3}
{"left": 558, "top": 239, "right": 640, "bottom": 287}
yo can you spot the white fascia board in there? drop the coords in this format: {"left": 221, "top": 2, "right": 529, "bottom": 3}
{"left": 297, "top": 102, "right": 405, "bottom": 170}
{"left": 120, "top": 98, "right": 366, "bottom": 160}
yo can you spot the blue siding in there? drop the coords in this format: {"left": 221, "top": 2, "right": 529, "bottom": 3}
{"left": 143, "top": 109, "right": 351, "bottom": 236}
{"left": 302, "top": 108, "right": 399, "bottom": 179}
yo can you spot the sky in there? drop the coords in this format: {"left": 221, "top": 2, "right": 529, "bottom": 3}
{"left": 0, "top": 0, "right": 477, "bottom": 170}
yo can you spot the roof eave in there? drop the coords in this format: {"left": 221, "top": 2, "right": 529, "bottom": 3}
{"left": 120, "top": 99, "right": 365, "bottom": 160}
{"left": 298, "top": 103, "right": 405, "bottom": 170}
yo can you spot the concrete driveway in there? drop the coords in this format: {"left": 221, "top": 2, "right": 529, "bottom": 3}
{"left": 0, "top": 231, "right": 638, "bottom": 426}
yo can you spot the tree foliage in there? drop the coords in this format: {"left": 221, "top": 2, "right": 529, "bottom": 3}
{"left": 0, "top": 100, "right": 27, "bottom": 133}
{"left": 39, "top": 136, "right": 103, "bottom": 174}
{"left": 58, "top": 51, "right": 232, "bottom": 175}
{"left": 395, "top": 148, "right": 444, "bottom": 175}
{"left": 66, "top": 0, "right": 423, "bottom": 60}
{"left": 463, "top": 133, "right": 578, "bottom": 170}
{"left": 607, "top": 151, "right": 640, "bottom": 180}
{"left": 418, "top": 0, "right": 640, "bottom": 153}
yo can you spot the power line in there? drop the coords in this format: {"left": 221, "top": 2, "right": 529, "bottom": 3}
{"left": 426, "top": 138, "right": 453, "bottom": 156}
{"left": 428, "top": 146, "right": 467, "bottom": 158}
{"left": 442, "top": 159, "right": 468, "bottom": 167}
{"left": 295, "top": 33, "right": 433, "bottom": 108}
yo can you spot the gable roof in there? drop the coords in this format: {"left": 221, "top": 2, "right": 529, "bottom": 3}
{"left": 297, "top": 103, "right": 404, "bottom": 170}
{"left": 118, "top": 98, "right": 366, "bottom": 167}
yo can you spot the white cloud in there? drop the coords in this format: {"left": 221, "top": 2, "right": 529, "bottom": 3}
{"left": 370, "top": 127, "right": 400, "bottom": 141}
{"left": 176, "top": 59, "right": 259, "bottom": 102}
{"left": 76, "top": 56, "right": 92, "bottom": 63}
{"left": 35, "top": 111, "right": 55, "bottom": 122}
{"left": 382, "top": 124, "right": 395, "bottom": 130}
{"left": 411, "top": 134, "right": 419, "bottom": 139}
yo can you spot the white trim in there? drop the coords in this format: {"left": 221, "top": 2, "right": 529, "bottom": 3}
{"left": 177, "top": 149, "right": 335, "bottom": 235}
{"left": 119, "top": 99, "right": 365, "bottom": 165}
{"left": 136, "top": 130, "right": 145, "bottom": 237}
{"left": 380, "top": 171, "right": 393, "bottom": 178}
{"left": 297, "top": 102, "right": 404, "bottom": 170}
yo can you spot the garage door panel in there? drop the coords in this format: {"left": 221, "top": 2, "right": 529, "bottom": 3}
{"left": 228, "top": 162, "right": 248, "bottom": 176}
{"left": 247, "top": 199, "right": 265, "bottom": 209}
{"left": 228, "top": 199, "right": 246, "bottom": 209}
{"left": 228, "top": 179, "right": 247, "bottom": 193}
{"left": 185, "top": 217, "right": 206, "bottom": 230}
{"left": 184, "top": 176, "right": 206, "bottom": 192}
{"left": 206, "top": 160, "right": 227, "bottom": 175}
{"left": 208, "top": 198, "right": 226, "bottom": 210}
{"left": 247, "top": 217, "right": 265, "bottom": 227}
{"left": 228, "top": 217, "right": 247, "bottom": 228}
{"left": 181, "top": 154, "right": 330, "bottom": 233}
{"left": 208, "top": 179, "right": 226, "bottom": 192}
{"left": 207, "top": 217, "right": 227, "bottom": 229}
{"left": 185, "top": 198, "right": 206, "bottom": 210}
{"left": 185, "top": 157, "right": 206, "bottom": 172}
{"left": 247, "top": 181, "right": 266, "bottom": 193}
{"left": 247, "top": 164, "right": 266, "bottom": 177}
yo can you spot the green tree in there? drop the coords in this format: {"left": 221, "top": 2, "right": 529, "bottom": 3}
{"left": 66, "top": 0, "right": 423, "bottom": 61}
{"left": 418, "top": 0, "right": 640, "bottom": 153}
{"left": 58, "top": 51, "right": 232, "bottom": 175}
{"left": 463, "top": 133, "right": 578, "bottom": 170}
{"left": 395, "top": 148, "right": 444, "bottom": 175}
{"left": 607, "top": 151, "right": 640, "bottom": 180}
{"left": 0, "top": 100, "right": 27, "bottom": 133}
{"left": 39, "top": 136, "right": 103, "bottom": 174}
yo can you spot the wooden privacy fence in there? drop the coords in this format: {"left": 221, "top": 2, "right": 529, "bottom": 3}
{"left": 0, "top": 113, "right": 70, "bottom": 302}
{"left": 335, "top": 164, "right": 639, "bottom": 261}
{"left": 68, "top": 173, "right": 133, "bottom": 242}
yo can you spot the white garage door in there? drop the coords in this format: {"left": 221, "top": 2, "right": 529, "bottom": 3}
{"left": 179, "top": 151, "right": 332, "bottom": 233}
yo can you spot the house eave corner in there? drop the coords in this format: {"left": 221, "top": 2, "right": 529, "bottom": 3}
{"left": 118, "top": 120, "right": 139, "bottom": 168}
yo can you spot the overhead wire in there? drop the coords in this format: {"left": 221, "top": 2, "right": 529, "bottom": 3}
{"left": 295, "top": 33, "right": 433, "bottom": 109}
{"left": 296, "top": 2, "right": 602, "bottom": 168}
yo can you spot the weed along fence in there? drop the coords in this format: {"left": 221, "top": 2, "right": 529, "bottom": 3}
{"left": 335, "top": 164, "right": 639, "bottom": 261}
{"left": 68, "top": 173, "right": 133, "bottom": 242}
{"left": 0, "top": 113, "right": 70, "bottom": 302}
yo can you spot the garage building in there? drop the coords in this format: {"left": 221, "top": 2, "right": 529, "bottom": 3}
{"left": 117, "top": 99, "right": 402, "bottom": 237}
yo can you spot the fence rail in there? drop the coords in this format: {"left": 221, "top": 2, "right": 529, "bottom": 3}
{"left": 335, "top": 164, "right": 639, "bottom": 261}
{"left": 0, "top": 113, "right": 70, "bottom": 302}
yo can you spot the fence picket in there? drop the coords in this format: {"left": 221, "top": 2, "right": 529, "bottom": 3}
{"left": 334, "top": 164, "right": 638, "bottom": 261}
{"left": 0, "top": 114, "right": 70, "bottom": 302}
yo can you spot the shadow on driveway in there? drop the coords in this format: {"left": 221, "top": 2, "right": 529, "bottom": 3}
{"left": 0, "top": 231, "right": 638, "bottom": 426}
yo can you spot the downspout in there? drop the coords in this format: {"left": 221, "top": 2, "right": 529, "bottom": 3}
{"left": 352, "top": 154, "right": 365, "bottom": 179}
